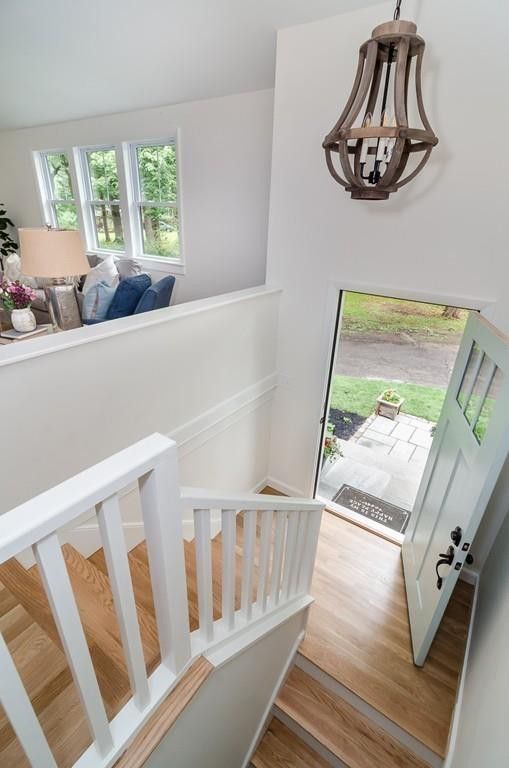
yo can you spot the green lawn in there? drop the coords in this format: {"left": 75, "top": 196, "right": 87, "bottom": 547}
{"left": 342, "top": 292, "right": 468, "bottom": 342}
{"left": 330, "top": 375, "right": 446, "bottom": 423}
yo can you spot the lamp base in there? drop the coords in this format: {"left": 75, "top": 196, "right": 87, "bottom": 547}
{"left": 44, "top": 282, "right": 82, "bottom": 331}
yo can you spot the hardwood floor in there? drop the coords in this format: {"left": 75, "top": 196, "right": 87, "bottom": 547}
{"left": 299, "top": 509, "right": 474, "bottom": 758}
{"left": 0, "top": 500, "right": 473, "bottom": 766}
{"left": 251, "top": 717, "right": 329, "bottom": 768}
{"left": 277, "top": 666, "right": 429, "bottom": 768}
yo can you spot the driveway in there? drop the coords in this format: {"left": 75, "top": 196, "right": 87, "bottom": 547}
{"left": 336, "top": 332, "right": 461, "bottom": 388}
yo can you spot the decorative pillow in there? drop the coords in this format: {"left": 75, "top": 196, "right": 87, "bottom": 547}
{"left": 82, "top": 281, "right": 117, "bottom": 324}
{"left": 105, "top": 274, "right": 151, "bottom": 320}
{"left": 116, "top": 257, "right": 142, "bottom": 281}
{"left": 82, "top": 255, "right": 118, "bottom": 295}
{"left": 134, "top": 275, "right": 176, "bottom": 314}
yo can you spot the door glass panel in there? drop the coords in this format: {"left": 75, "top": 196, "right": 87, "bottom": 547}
{"left": 457, "top": 342, "right": 482, "bottom": 411}
{"left": 473, "top": 365, "right": 503, "bottom": 443}
{"left": 465, "top": 354, "right": 495, "bottom": 425}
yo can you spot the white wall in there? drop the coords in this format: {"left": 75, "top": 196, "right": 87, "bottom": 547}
{"left": 266, "top": 0, "right": 509, "bottom": 563}
{"left": 0, "top": 287, "right": 279, "bottom": 515}
{"left": 146, "top": 610, "right": 306, "bottom": 768}
{"left": 449, "top": 511, "right": 509, "bottom": 768}
{"left": 0, "top": 88, "right": 274, "bottom": 304}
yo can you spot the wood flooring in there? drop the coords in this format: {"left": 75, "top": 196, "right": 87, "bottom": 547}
{"left": 0, "top": 500, "right": 473, "bottom": 767}
{"left": 299, "top": 510, "right": 473, "bottom": 758}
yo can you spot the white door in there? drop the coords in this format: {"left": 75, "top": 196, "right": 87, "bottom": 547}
{"left": 403, "top": 312, "right": 509, "bottom": 666}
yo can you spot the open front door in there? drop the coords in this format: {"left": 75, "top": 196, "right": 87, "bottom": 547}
{"left": 403, "top": 312, "right": 509, "bottom": 666}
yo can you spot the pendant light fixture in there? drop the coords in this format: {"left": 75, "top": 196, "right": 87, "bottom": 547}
{"left": 323, "top": 0, "right": 438, "bottom": 200}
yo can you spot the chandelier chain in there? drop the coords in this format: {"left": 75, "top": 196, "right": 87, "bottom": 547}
{"left": 394, "top": 0, "right": 402, "bottom": 21}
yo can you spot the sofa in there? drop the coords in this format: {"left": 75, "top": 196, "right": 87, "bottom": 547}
{"left": 28, "top": 255, "right": 175, "bottom": 326}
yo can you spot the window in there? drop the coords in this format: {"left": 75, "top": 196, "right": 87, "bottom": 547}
{"left": 129, "top": 141, "right": 180, "bottom": 261}
{"left": 80, "top": 147, "right": 125, "bottom": 252}
{"left": 38, "top": 151, "right": 78, "bottom": 230}
{"left": 34, "top": 137, "right": 183, "bottom": 271}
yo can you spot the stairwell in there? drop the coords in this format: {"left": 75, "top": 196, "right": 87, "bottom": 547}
{"left": 0, "top": 437, "right": 472, "bottom": 768}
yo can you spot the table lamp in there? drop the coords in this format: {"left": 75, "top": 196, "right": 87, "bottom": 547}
{"left": 19, "top": 227, "right": 90, "bottom": 331}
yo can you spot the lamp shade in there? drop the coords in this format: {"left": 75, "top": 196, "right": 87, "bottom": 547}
{"left": 19, "top": 228, "right": 90, "bottom": 279}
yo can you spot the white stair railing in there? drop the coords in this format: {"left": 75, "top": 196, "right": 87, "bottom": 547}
{"left": 0, "top": 433, "right": 323, "bottom": 768}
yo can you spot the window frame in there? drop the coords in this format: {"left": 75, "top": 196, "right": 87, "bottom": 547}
{"left": 34, "top": 136, "right": 185, "bottom": 276}
{"left": 75, "top": 144, "right": 128, "bottom": 257}
{"left": 125, "top": 136, "right": 184, "bottom": 270}
{"left": 34, "top": 149, "right": 79, "bottom": 230}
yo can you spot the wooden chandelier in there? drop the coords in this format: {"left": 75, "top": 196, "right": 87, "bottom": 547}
{"left": 322, "top": 2, "right": 438, "bottom": 201}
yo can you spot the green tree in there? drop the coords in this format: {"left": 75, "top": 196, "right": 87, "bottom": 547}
{"left": 87, "top": 150, "right": 123, "bottom": 247}
{"left": 136, "top": 145, "right": 178, "bottom": 258}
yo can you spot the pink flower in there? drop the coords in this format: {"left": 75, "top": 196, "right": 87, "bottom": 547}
{"left": 0, "top": 280, "right": 37, "bottom": 311}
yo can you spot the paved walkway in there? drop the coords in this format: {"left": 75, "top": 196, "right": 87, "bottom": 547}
{"left": 351, "top": 412, "right": 434, "bottom": 465}
{"left": 335, "top": 332, "right": 460, "bottom": 388}
{"left": 319, "top": 412, "right": 435, "bottom": 513}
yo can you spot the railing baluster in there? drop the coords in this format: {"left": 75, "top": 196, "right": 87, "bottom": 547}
{"left": 221, "top": 509, "right": 237, "bottom": 630}
{"left": 269, "top": 512, "right": 286, "bottom": 607}
{"left": 256, "top": 510, "right": 273, "bottom": 613}
{"left": 0, "top": 632, "right": 57, "bottom": 768}
{"left": 281, "top": 510, "right": 299, "bottom": 599}
{"left": 194, "top": 508, "right": 214, "bottom": 642}
{"left": 140, "top": 444, "right": 191, "bottom": 674}
{"left": 97, "top": 494, "right": 150, "bottom": 710}
{"left": 299, "top": 508, "right": 323, "bottom": 594}
{"left": 241, "top": 510, "right": 257, "bottom": 621}
{"left": 291, "top": 511, "right": 308, "bottom": 595}
{"left": 34, "top": 533, "right": 113, "bottom": 756}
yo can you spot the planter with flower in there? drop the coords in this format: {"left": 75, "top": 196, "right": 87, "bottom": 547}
{"left": 376, "top": 388, "right": 404, "bottom": 420}
{"left": 322, "top": 422, "right": 343, "bottom": 471}
{"left": 0, "top": 281, "right": 38, "bottom": 333}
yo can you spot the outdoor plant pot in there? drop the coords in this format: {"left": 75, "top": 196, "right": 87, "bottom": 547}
{"left": 376, "top": 393, "right": 404, "bottom": 420}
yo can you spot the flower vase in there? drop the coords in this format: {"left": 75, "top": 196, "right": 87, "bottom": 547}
{"left": 11, "top": 307, "right": 36, "bottom": 333}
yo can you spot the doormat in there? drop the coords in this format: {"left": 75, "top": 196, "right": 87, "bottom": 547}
{"left": 332, "top": 485, "right": 410, "bottom": 533}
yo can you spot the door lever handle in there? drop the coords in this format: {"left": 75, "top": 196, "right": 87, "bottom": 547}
{"left": 436, "top": 545, "right": 455, "bottom": 590}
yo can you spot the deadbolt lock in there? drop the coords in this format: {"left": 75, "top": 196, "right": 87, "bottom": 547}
{"left": 450, "top": 526, "right": 462, "bottom": 547}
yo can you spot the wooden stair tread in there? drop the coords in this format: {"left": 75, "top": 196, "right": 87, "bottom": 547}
{"left": 252, "top": 717, "right": 329, "bottom": 768}
{"left": 114, "top": 656, "right": 213, "bottom": 767}
{"left": 276, "top": 667, "right": 431, "bottom": 768}
{"left": 0, "top": 590, "right": 92, "bottom": 767}
{"left": 61, "top": 544, "right": 160, "bottom": 675}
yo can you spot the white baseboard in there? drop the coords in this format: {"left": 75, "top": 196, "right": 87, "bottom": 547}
{"left": 265, "top": 476, "right": 306, "bottom": 499}
{"left": 241, "top": 621, "right": 308, "bottom": 768}
{"left": 443, "top": 572, "right": 481, "bottom": 768}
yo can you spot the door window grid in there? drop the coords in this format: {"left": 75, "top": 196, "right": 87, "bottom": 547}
{"left": 456, "top": 342, "right": 502, "bottom": 443}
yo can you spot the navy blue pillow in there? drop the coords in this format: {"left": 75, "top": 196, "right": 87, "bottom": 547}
{"left": 106, "top": 274, "right": 151, "bottom": 320}
{"left": 134, "top": 275, "right": 176, "bottom": 315}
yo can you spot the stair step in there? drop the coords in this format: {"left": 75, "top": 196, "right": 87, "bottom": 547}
{"left": 252, "top": 717, "right": 329, "bottom": 768}
{"left": 61, "top": 544, "right": 160, "bottom": 675}
{"left": 0, "top": 582, "right": 92, "bottom": 767}
{"left": 277, "top": 667, "right": 431, "bottom": 768}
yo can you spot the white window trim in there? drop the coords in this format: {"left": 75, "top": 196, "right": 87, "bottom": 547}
{"left": 34, "top": 135, "right": 185, "bottom": 278}
{"left": 33, "top": 149, "right": 77, "bottom": 229}
{"left": 124, "top": 133, "right": 185, "bottom": 271}
{"left": 74, "top": 144, "right": 128, "bottom": 257}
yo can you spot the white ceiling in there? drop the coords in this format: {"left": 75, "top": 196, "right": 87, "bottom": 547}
{"left": 1, "top": 0, "right": 384, "bottom": 131}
